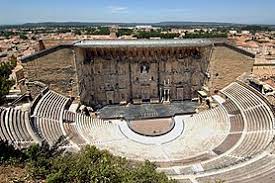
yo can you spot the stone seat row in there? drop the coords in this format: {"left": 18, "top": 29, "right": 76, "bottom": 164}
{"left": 63, "top": 110, "right": 76, "bottom": 123}
{"left": 30, "top": 90, "right": 71, "bottom": 145}
{"left": 33, "top": 90, "right": 69, "bottom": 121}
{"left": 75, "top": 113, "right": 118, "bottom": 144}
{"left": 222, "top": 83, "right": 263, "bottom": 110}
{"left": 201, "top": 82, "right": 275, "bottom": 172}
{"left": 167, "top": 82, "right": 275, "bottom": 182}
{"left": 196, "top": 154, "right": 275, "bottom": 183}
{"left": 0, "top": 107, "right": 34, "bottom": 148}
{"left": 62, "top": 110, "right": 87, "bottom": 145}
{"left": 222, "top": 99, "right": 241, "bottom": 115}
{"left": 31, "top": 117, "right": 64, "bottom": 145}
{"left": 220, "top": 83, "right": 274, "bottom": 157}
{"left": 63, "top": 122, "right": 86, "bottom": 145}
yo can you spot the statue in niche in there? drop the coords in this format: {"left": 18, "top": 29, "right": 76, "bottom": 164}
{"left": 140, "top": 64, "right": 149, "bottom": 74}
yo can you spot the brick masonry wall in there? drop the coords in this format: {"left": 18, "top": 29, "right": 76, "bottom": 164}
{"left": 74, "top": 46, "right": 212, "bottom": 108}
{"left": 21, "top": 44, "right": 254, "bottom": 107}
{"left": 208, "top": 46, "right": 254, "bottom": 94}
{"left": 22, "top": 48, "right": 77, "bottom": 97}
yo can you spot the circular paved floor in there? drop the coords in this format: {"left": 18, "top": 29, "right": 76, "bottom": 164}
{"left": 119, "top": 117, "right": 184, "bottom": 145}
{"left": 128, "top": 118, "right": 175, "bottom": 136}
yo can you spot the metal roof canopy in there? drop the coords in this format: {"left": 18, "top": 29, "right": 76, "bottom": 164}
{"left": 74, "top": 39, "right": 217, "bottom": 48}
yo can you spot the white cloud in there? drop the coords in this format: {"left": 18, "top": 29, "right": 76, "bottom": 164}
{"left": 108, "top": 6, "right": 129, "bottom": 14}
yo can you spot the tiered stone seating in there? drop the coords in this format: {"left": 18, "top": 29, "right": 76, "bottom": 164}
{"left": 199, "top": 82, "right": 275, "bottom": 171}
{"left": 0, "top": 108, "right": 9, "bottom": 141}
{"left": 62, "top": 110, "right": 86, "bottom": 145}
{"left": 196, "top": 154, "right": 275, "bottom": 183}
{"left": 222, "top": 83, "right": 263, "bottom": 110}
{"left": 31, "top": 90, "right": 70, "bottom": 146}
{"left": 212, "top": 133, "right": 242, "bottom": 155}
{"left": 0, "top": 107, "right": 34, "bottom": 148}
{"left": 178, "top": 179, "right": 193, "bottom": 183}
{"left": 2, "top": 81, "right": 275, "bottom": 182}
{"left": 63, "top": 110, "right": 76, "bottom": 123}
{"left": 34, "top": 90, "right": 69, "bottom": 120}
{"left": 209, "top": 100, "right": 244, "bottom": 157}
{"left": 223, "top": 100, "right": 240, "bottom": 115}
{"left": 167, "top": 82, "right": 275, "bottom": 181}
{"left": 74, "top": 116, "right": 170, "bottom": 161}
{"left": 33, "top": 117, "right": 63, "bottom": 145}
{"left": 157, "top": 105, "right": 230, "bottom": 163}
{"left": 223, "top": 99, "right": 244, "bottom": 133}
{"left": 172, "top": 82, "right": 275, "bottom": 181}
{"left": 237, "top": 158, "right": 275, "bottom": 183}
{"left": 202, "top": 155, "right": 241, "bottom": 171}
{"left": 230, "top": 132, "right": 273, "bottom": 158}
{"left": 229, "top": 114, "right": 244, "bottom": 132}
{"left": 63, "top": 122, "right": 86, "bottom": 145}
{"left": 75, "top": 113, "right": 123, "bottom": 144}
{"left": 221, "top": 82, "right": 274, "bottom": 158}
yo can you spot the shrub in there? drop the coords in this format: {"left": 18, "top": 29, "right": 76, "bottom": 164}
{"left": 0, "top": 60, "right": 17, "bottom": 104}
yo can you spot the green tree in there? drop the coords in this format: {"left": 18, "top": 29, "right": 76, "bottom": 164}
{"left": 26, "top": 137, "right": 66, "bottom": 180}
{"left": 0, "top": 138, "right": 175, "bottom": 183}
{"left": 46, "top": 146, "right": 175, "bottom": 183}
{"left": 0, "top": 60, "right": 17, "bottom": 104}
{"left": 0, "top": 140, "right": 27, "bottom": 165}
{"left": 73, "top": 29, "right": 82, "bottom": 35}
{"left": 125, "top": 160, "right": 175, "bottom": 183}
{"left": 116, "top": 28, "right": 134, "bottom": 37}
{"left": 19, "top": 33, "right": 28, "bottom": 40}
{"left": 94, "top": 27, "right": 110, "bottom": 35}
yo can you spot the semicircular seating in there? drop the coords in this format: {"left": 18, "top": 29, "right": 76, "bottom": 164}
{"left": 60, "top": 102, "right": 230, "bottom": 163}
{"left": 166, "top": 82, "right": 275, "bottom": 182}
{"left": 62, "top": 110, "right": 86, "bottom": 146}
{"left": 30, "top": 90, "right": 70, "bottom": 146}
{"left": 1, "top": 81, "right": 275, "bottom": 182}
{"left": 0, "top": 107, "right": 34, "bottom": 148}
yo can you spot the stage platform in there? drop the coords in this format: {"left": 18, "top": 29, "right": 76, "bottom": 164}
{"left": 97, "top": 101, "right": 197, "bottom": 120}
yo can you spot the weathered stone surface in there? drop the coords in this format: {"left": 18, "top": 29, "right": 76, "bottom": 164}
{"left": 22, "top": 48, "right": 77, "bottom": 97}
{"left": 208, "top": 46, "right": 254, "bottom": 94}
{"left": 21, "top": 42, "right": 254, "bottom": 108}
{"left": 74, "top": 46, "right": 212, "bottom": 107}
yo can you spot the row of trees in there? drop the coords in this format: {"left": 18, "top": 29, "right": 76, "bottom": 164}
{"left": 0, "top": 139, "right": 176, "bottom": 183}
{"left": 134, "top": 30, "right": 180, "bottom": 39}
{"left": 0, "top": 27, "right": 230, "bottom": 39}
{"left": 116, "top": 28, "right": 134, "bottom": 37}
{"left": 133, "top": 30, "right": 227, "bottom": 39}
{"left": 240, "top": 25, "right": 271, "bottom": 34}
{"left": 75, "top": 27, "right": 111, "bottom": 35}
{"left": 0, "top": 30, "right": 29, "bottom": 39}
{"left": 0, "top": 60, "right": 16, "bottom": 104}
{"left": 0, "top": 31, "right": 17, "bottom": 39}
{"left": 183, "top": 32, "right": 227, "bottom": 38}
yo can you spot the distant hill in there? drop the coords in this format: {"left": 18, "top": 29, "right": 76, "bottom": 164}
{"left": 156, "top": 21, "right": 240, "bottom": 26}
{"left": 20, "top": 21, "right": 243, "bottom": 27}
{"left": 0, "top": 21, "right": 274, "bottom": 29}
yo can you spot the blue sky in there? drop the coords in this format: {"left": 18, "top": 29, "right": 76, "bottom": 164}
{"left": 0, "top": 0, "right": 274, "bottom": 25}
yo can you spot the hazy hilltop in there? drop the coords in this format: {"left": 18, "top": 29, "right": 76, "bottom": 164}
{"left": 0, "top": 21, "right": 273, "bottom": 28}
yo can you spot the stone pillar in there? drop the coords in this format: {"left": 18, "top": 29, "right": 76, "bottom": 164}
{"left": 72, "top": 49, "right": 80, "bottom": 99}
{"left": 167, "top": 89, "right": 170, "bottom": 102}
{"left": 160, "top": 87, "right": 163, "bottom": 101}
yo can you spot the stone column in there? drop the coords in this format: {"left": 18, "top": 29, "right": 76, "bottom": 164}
{"left": 167, "top": 89, "right": 170, "bottom": 102}
{"left": 160, "top": 87, "right": 163, "bottom": 101}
